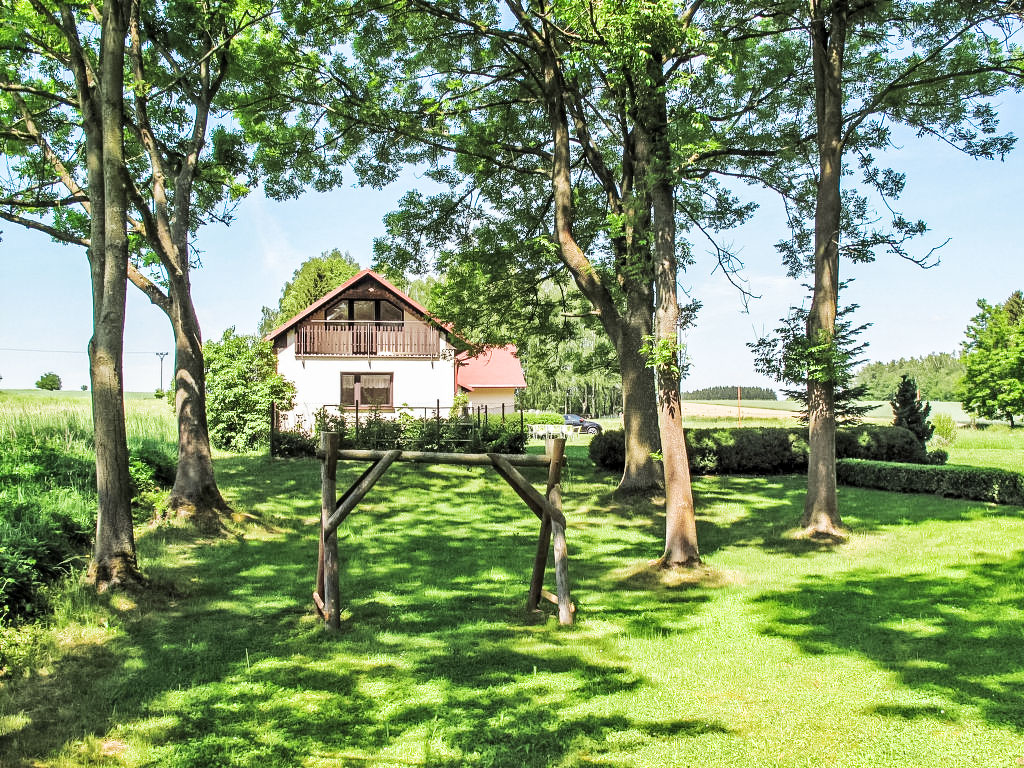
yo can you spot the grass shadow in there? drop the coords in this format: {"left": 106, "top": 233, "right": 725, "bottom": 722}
{"left": 755, "top": 550, "right": 1024, "bottom": 730}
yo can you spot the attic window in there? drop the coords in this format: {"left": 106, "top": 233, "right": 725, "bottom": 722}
{"left": 326, "top": 299, "right": 404, "bottom": 323}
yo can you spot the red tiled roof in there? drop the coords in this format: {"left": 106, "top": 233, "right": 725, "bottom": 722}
{"left": 263, "top": 269, "right": 448, "bottom": 341}
{"left": 456, "top": 346, "right": 527, "bottom": 390}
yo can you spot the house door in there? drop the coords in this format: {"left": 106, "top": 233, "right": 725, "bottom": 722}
{"left": 351, "top": 300, "right": 376, "bottom": 354}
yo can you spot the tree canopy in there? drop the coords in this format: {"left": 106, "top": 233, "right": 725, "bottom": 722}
{"left": 855, "top": 353, "right": 964, "bottom": 401}
{"left": 958, "top": 291, "right": 1024, "bottom": 427}
{"left": 258, "top": 249, "right": 361, "bottom": 336}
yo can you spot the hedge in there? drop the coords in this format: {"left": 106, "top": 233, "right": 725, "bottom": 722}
{"left": 590, "top": 425, "right": 936, "bottom": 475}
{"left": 836, "top": 460, "right": 1024, "bottom": 506}
{"left": 273, "top": 410, "right": 529, "bottom": 458}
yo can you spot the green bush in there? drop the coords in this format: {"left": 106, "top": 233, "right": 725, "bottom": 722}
{"left": 836, "top": 459, "right": 1024, "bottom": 505}
{"left": 522, "top": 412, "right": 565, "bottom": 426}
{"left": 205, "top": 327, "right": 296, "bottom": 452}
{"left": 273, "top": 410, "right": 528, "bottom": 457}
{"left": 834, "top": 425, "right": 930, "bottom": 463}
{"left": 931, "top": 413, "right": 957, "bottom": 445}
{"left": 589, "top": 425, "right": 935, "bottom": 475}
{"left": 589, "top": 429, "right": 626, "bottom": 471}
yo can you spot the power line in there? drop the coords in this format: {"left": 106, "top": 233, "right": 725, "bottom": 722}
{"left": 0, "top": 347, "right": 164, "bottom": 355}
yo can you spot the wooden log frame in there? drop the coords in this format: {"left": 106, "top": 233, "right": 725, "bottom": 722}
{"left": 314, "top": 433, "right": 575, "bottom": 629}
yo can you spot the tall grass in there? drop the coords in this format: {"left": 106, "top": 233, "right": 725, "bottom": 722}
{"left": 0, "top": 392, "right": 177, "bottom": 624}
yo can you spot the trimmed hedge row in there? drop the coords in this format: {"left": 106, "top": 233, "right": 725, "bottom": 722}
{"left": 836, "top": 460, "right": 1024, "bottom": 506}
{"left": 590, "top": 425, "right": 940, "bottom": 475}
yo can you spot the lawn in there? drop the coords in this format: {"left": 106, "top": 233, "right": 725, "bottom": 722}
{"left": 2, "top": 393, "right": 1024, "bottom": 767}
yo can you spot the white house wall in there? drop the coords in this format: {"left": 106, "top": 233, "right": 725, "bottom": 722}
{"left": 276, "top": 326, "right": 458, "bottom": 429}
{"left": 463, "top": 388, "right": 517, "bottom": 412}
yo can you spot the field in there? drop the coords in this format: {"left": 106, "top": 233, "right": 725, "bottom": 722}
{"left": 2, "top": 392, "right": 1023, "bottom": 767}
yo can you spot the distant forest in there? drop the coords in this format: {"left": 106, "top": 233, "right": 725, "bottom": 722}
{"left": 854, "top": 352, "right": 964, "bottom": 401}
{"left": 682, "top": 386, "right": 778, "bottom": 401}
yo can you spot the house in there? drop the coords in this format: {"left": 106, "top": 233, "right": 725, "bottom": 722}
{"left": 265, "top": 269, "right": 526, "bottom": 428}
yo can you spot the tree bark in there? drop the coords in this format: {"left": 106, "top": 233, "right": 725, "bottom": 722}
{"left": 167, "top": 273, "right": 229, "bottom": 526}
{"left": 617, "top": 303, "right": 663, "bottom": 493}
{"left": 533, "top": 25, "right": 662, "bottom": 491}
{"left": 645, "top": 55, "right": 700, "bottom": 566}
{"left": 803, "top": 1, "right": 847, "bottom": 537}
{"left": 88, "top": 0, "right": 142, "bottom": 587}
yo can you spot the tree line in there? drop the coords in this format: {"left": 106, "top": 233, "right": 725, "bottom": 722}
{"left": 682, "top": 386, "right": 778, "bottom": 401}
{"left": 854, "top": 353, "right": 964, "bottom": 401}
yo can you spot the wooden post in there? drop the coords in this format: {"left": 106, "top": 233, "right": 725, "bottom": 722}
{"left": 546, "top": 438, "right": 573, "bottom": 625}
{"left": 321, "top": 432, "right": 341, "bottom": 630}
{"left": 527, "top": 437, "right": 562, "bottom": 612}
{"left": 354, "top": 401, "right": 360, "bottom": 441}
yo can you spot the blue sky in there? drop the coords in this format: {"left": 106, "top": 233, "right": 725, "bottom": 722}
{"left": 1, "top": 98, "right": 1022, "bottom": 395}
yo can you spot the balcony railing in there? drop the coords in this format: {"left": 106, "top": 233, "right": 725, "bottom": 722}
{"left": 295, "top": 320, "right": 441, "bottom": 357}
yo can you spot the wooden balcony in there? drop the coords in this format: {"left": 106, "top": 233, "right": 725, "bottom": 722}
{"left": 295, "top": 320, "right": 442, "bottom": 357}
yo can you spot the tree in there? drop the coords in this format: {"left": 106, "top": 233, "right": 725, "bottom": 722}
{"left": 855, "top": 352, "right": 964, "bottom": 401}
{"left": 205, "top": 328, "right": 296, "bottom": 452}
{"left": 763, "top": 1, "right": 1020, "bottom": 536}
{"left": 0, "top": 0, "right": 281, "bottom": 528}
{"left": 246, "top": 0, "right": 774, "bottom": 514}
{"left": 257, "top": 249, "right": 361, "bottom": 336}
{"left": 35, "top": 372, "right": 61, "bottom": 391}
{"left": 890, "top": 374, "right": 933, "bottom": 444}
{"left": 958, "top": 292, "right": 1024, "bottom": 427}
{"left": 752, "top": 300, "right": 873, "bottom": 425}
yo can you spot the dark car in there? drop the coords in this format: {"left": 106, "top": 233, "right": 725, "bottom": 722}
{"left": 564, "top": 413, "right": 602, "bottom": 435}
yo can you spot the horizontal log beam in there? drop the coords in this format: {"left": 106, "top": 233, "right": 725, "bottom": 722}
{"left": 329, "top": 449, "right": 552, "bottom": 467}
{"left": 540, "top": 588, "right": 575, "bottom": 613}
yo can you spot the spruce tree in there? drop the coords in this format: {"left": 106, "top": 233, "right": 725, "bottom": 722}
{"left": 890, "top": 375, "right": 933, "bottom": 445}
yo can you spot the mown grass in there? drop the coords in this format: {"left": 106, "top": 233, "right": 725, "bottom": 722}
{"left": 2, "top": 394, "right": 1024, "bottom": 766}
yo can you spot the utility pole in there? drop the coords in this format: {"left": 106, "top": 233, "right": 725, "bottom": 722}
{"left": 156, "top": 352, "right": 169, "bottom": 391}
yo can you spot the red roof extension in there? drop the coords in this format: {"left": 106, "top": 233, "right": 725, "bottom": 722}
{"left": 456, "top": 346, "right": 527, "bottom": 390}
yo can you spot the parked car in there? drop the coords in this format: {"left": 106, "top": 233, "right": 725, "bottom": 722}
{"left": 563, "top": 413, "right": 602, "bottom": 435}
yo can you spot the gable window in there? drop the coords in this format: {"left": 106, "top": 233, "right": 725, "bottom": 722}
{"left": 326, "top": 299, "right": 404, "bottom": 323}
{"left": 341, "top": 372, "right": 393, "bottom": 408}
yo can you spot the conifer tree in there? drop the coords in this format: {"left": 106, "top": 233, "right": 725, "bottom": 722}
{"left": 890, "top": 374, "right": 934, "bottom": 445}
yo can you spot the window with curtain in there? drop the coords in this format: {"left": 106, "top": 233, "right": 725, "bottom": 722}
{"left": 340, "top": 372, "right": 393, "bottom": 407}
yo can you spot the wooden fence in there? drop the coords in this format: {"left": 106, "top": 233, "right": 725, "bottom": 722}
{"left": 314, "top": 434, "right": 574, "bottom": 628}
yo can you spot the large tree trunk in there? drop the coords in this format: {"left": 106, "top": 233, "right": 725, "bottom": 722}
{"left": 803, "top": 2, "right": 847, "bottom": 537}
{"left": 646, "top": 57, "right": 699, "bottom": 566}
{"left": 617, "top": 286, "right": 663, "bottom": 492}
{"left": 89, "top": 0, "right": 142, "bottom": 587}
{"left": 167, "top": 274, "right": 229, "bottom": 526}
{"left": 534, "top": 30, "right": 663, "bottom": 492}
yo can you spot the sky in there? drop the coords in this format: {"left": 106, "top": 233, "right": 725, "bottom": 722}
{"left": 1, "top": 98, "right": 1022, "bottom": 395}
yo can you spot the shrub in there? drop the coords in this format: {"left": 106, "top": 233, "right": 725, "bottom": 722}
{"left": 522, "top": 412, "right": 565, "bottom": 426}
{"left": 931, "top": 413, "right": 957, "bottom": 445}
{"left": 889, "top": 374, "right": 934, "bottom": 445}
{"left": 837, "top": 459, "right": 1024, "bottom": 505}
{"left": 205, "top": 327, "right": 296, "bottom": 452}
{"left": 834, "top": 425, "right": 929, "bottom": 464}
{"left": 589, "top": 425, "right": 933, "bottom": 474}
{"left": 274, "top": 429, "right": 317, "bottom": 457}
{"left": 274, "top": 410, "right": 528, "bottom": 456}
{"left": 35, "top": 372, "right": 61, "bottom": 391}
{"left": 589, "top": 429, "right": 626, "bottom": 471}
